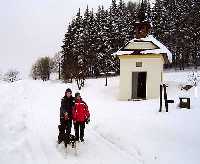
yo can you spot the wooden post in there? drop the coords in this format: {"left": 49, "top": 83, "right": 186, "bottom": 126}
{"left": 105, "top": 72, "right": 108, "bottom": 86}
{"left": 159, "top": 85, "right": 163, "bottom": 112}
{"left": 105, "top": 60, "right": 108, "bottom": 86}
{"left": 163, "top": 84, "right": 168, "bottom": 112}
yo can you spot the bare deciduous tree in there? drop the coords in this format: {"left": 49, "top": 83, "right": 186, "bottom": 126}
{"left": 51, "top": 52, "right": 62, "bottom": 79}
{"left": 31, "top": 56, "right": 52, "bottom": 81}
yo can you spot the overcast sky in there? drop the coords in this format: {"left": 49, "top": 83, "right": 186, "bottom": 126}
{"left": 0, "top": 0, "right": 137, "bottom": 76}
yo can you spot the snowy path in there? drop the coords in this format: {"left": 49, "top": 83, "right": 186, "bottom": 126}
{"left": 1, "top": 75, "right": 200, "bottom": 164}
{"left": 0, "top": 80, "right": 141, "bottom": 164}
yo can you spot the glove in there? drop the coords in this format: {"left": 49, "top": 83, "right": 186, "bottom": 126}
{"left": 86, "top": 117, "right": 90, "bottom": 124}
{"left": 64, "top": 112, "right": 68, "bottom": 120}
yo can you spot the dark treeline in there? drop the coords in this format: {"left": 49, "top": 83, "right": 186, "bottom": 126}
{"left": 61, "top": 0, "right": 200, "bottom": 82}
{"left": 61, "top": 0, "right": 138, "bottom": 82}
{"left": 152, "top": 0, "right": 200, "bottom": 70}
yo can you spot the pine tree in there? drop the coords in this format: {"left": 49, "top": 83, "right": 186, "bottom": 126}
{"left": 182, "top": 0, "right": 200, "bottom": 69}
{"left": 152, "top": 0, "right": 183, "bottom": 69}
{"left": 109, "top": 0, "right": 120, "bottom": 51}
{"left": 82, "top": 7, "right": 98, "bottom": 77}
{"left": 61, "top": 24, "right": 75, "bottom": 81}
{"left": 152, "top": 0, "right": 200, "bottom": 69}
{"left": 95, "top": 6, "right": 112, "bottom": 75}
{"left": 126, "top": 1, "right": 137, "bottom": 41}
{"left": 117, "top": 0, "right": 128, "bottom": 45}
{"left": 61, "top": 0, "right": 141, "bottom": 81}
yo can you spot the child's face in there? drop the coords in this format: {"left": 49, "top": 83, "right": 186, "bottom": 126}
{"left": 76, "top": 96, "right": 81, "bottom": 100}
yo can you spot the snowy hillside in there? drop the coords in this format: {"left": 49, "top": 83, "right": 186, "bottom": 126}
{"left": 0, "top": 71, "right": 200, "bottom": 164}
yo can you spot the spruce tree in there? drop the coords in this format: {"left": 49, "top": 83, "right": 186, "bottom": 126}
{"left": 126, "top": 1, "right": 137, "bottom": 41}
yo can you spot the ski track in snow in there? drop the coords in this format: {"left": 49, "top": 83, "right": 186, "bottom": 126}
{"left": 0, "top": 80, "right": 140, "bottom": 164}
{"left": 87, "top": 127, "right": 144, "bottom": 164}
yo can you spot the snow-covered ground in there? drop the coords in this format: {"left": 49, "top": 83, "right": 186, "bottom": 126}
{"left": 0, "top": 71, "right": 200, "bottom": 164}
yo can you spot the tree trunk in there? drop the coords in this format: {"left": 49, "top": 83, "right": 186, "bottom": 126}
{"left": 76, "top": 78, "right": 82, "bottom": 90}
{"left": 59, "top": 62, "right": 61, "bottom": 80}
{"left": 105, "top": 71, "right": 108, "bottom": 86}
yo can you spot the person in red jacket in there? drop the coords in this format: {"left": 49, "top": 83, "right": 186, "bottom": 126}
{"left": 73, "top": 92, "right": 90, "bottom": 142}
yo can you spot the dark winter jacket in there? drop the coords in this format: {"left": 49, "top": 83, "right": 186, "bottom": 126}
{"left": 72, "top": 99, "right": 90, "bottom": 122}
{"left": 60, "top": 96, "right": 75, "bottom": 120}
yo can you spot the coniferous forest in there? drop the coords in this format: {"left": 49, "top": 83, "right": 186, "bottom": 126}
{"left": 61, "top": 0, "right": 200, "bottom": 82}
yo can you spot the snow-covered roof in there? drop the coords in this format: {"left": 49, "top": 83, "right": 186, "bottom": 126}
{"left": 114, "top": 35, "right": 172, "bottom": 62}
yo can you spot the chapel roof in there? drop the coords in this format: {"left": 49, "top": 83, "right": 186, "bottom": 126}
{"left": 114, "top": 35, "right": 172, "bottom": 63}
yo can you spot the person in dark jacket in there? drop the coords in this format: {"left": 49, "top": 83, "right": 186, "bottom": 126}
{"left": 72, "top": 92, "right": 90, "bottom": 142}
{"left": 58, "top": 88, "right": 75, "bottom": 144}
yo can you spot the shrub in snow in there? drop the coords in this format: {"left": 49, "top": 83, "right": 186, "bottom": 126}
{"left": 31, "top": 63, "right": 40, "bottom": 80}
{"left": 4, "top": 69, "right": 21, "bottom": 82}
{"left": 187, "top": 71, "right": 200, "bottom": 98}
{"left": 0, "top": 71, "right": 3, "bottom": 81}
{"left": 188, "top": 71, "right": 200, "bottom": 87}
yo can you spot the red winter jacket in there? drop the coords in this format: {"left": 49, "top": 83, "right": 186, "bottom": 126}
{"left": 72, "top": 99, "right": 90, "bottom": 122}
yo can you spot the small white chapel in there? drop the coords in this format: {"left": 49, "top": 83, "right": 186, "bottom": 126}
{"left": 114, "top": 15, "right": 172, "bottom": 100}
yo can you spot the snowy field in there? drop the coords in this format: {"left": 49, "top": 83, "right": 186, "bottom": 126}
{"left": 0, "top": 71, "right": 200, "bottom": 164}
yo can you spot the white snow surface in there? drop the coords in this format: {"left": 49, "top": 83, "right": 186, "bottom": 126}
{"left": 0, "top": 71, "right": 200, "bottom": 164}
{"left": 114, "top": 35, "right": 173, "bottom": 62}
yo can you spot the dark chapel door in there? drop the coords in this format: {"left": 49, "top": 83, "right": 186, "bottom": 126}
{"left": 132, "top": 72, "right": 147, "bottom": 99}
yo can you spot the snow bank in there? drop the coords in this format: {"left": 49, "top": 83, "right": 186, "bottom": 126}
{"left": 0, "top": 71, "right": 200, "bottom": 164}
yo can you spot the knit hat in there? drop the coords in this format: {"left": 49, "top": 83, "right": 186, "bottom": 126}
{"left": 65, "top": 88, "right": 72, "bottom": 93}
{"left": 75, "top": 92, "right": 80, "bottom": 98}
